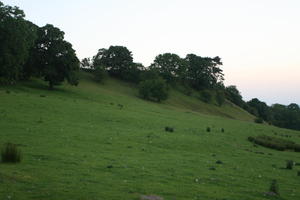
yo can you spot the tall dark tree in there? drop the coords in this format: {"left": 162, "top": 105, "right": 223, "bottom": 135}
{"left": 149, "top": 53, "right": 187, "bottom": 83}
{"left": 225, "top": 85, "right": 244, "bottom": 107}
{"left": 28, "top": 24, "right": 79, "bottom": 89}
{"left": 0, "top": 1, "right": 37, "bottom": 83}
{"left": 185, "top": 54, "right": 224, "bottom": 90}
{"left": 139, "top": 78, "right": 168, "bottom": 102}
{"left": 81, "top": 57, "right": 92, "bottom": 68}
{"left": 247, "top": 98, "right": 272, "bottom": 121}
{"left": 93, "top": 46, "right": 134, "bottom": 79}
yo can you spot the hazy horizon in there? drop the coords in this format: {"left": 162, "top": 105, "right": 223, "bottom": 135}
{"left": 4, "top": 0, "right": 300, "bottom": 105}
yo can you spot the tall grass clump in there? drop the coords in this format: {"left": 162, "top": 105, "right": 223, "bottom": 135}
{"left": 268, "top": 179, "right": 279, "bottom": 195}
{"left": 1, "top": 143, "right": 22, "bottom": 163}
{"left": 248, "top": 135, "right": 300, "bottom": 151}
{"left": 286, "top": 160, "right": 294, "bottom": 169}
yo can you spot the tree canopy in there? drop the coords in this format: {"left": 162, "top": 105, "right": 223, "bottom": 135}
{"left": 0, "top": 1, "right": 79, "bottom": 89}
{"left": 27, "top": 24, "right": 79, "bottom": 89}
{"left": 150, "top": 53, "right": 187, "bottom": 83}
{"left": 0, "top": 2, "right": 37, "bottom": 83}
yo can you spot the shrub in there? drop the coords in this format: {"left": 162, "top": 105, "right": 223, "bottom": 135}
{"left": 286, "top": 160, "right": 294, "bottom": 169}
{"left": 297, "top": 171, "right": 300, "bottom": 176}
{"left": 139, "top": 78, "right": 168, "bottom": 102}
{"left": 93, "top": 65, "right": 107, "bottom": 82}
{"left": 165, "top": 126, "right": 174, "bottom": 132}
{"left": 200, "top": 90, "right": 212, "bottom": 103}
{"left": 206, "top": 127, "right": 211, "bottom": 132}
{"left": 216, "top": 91, "right": 225, "bottom": 106}
{"left": 1, "top": 143, "right": 21, "bottom": 163}
{"left": 247, "top": 135, "right": 300, "bottom": 152}
{"left": 269, "top": 179, "right": 279, "bottom": 195}
{"left": 216, "top": 160, "right": 223, "bottom": 164}
{"left": 221, "top": 128, "right": 225, "bottom": 133}
{"left": 254, "top": 118, "right": 263, "bottom": 124}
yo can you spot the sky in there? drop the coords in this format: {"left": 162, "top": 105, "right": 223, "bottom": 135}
{"left": 3, "top": 0, "right": 300, "bottom": 105}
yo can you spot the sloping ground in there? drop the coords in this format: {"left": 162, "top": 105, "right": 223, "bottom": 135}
{"left": 0, "top": 72, "right": 299, "bottom": 200}
{"left": 76, "top": 72, "right": 254, "bottom": 121}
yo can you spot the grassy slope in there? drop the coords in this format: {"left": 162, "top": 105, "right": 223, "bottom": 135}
{"left": 0, "top": 72, "right": 299, "bottom": 200}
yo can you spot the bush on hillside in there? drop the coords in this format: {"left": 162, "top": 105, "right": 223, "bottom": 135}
{"left": 254, "top": 117, "right": 263, "bottom": 124}
{"left": 248, "top": 135, "right": 300, "bottom": 152}
{"left": 200, "top": 90, "right": 213, "bottom": 103}
{"left": 93, "top": 65, "right": 107, "bottom": 82}
{"left": 286, "top": 160, "right": 294, "bottom": 169}
{"left": 165, "top": 126, "right": 174, "bottom": 132}
{"left": 269, "top": 179, "right": 279, "bottom": 195}
{"left": 1, "top": 143, "right": 22, "bottom": 163}
{"left": 139, "top": 78, "right": 168, "bottom": 102}
{"left": 216, "top": 90, "right": 226, "bottom": 106}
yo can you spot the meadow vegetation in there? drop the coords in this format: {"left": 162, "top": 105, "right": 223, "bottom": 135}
{"left": 0, "top": 73, "right": 300, "bottom": 200}
{"left": 1, "top": 1, "right": 300, "bottom": 199}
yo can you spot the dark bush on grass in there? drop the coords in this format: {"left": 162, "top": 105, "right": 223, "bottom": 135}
{"left": 165, "top": 126, "right": 174, "bottom": 132}
{"left": 139, "top": 78, "right": 168, "bottom": 102}
{"left": 286, "top": 160, "right": 294, "bottom": 169}
{"left": 216, "top": 160, "right": 223, "bottom": 164}
{"left": 200, "top": 90, "right": 212, "bottom": 103}
{"left": 221, "top": 128, "right": 225, "bottom": 133}
{"left": 297, "top": 171, "right": 300, "bottom": 176}
{"left": 248, "top": 135, "right": 300, "bottom": 152}
{"left": 254, "top": 118, "right": 263, "bottom": 124}
{"left": 206, "top": 127, "right": 211, "bottom": 132}
{"left": 269, "top": 179, "right": 279, "bottom": 195}
{"left": 1, "top": 143, "right": 21, "bottom": 163}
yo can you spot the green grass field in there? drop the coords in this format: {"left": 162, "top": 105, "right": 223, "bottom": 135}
{"left": 1, "top": 72, "right": 299, "bottom": 200}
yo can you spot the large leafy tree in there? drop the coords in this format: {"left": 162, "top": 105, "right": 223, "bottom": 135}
{"left": 225, "top": 85, "right": 244, "bottom": 107}
{"left": 93, "top": 46, "right": 134, "bottom": 79}
{"left": 185, "top": 54, "right": 224, "bottom": 90}
{"left": 139, "top": 78, "right": 168, "bottom": 102}
{"left": 149, "top": 53, "right": 187, "bottom": 83}
{"left": 28, "top": 24, "right": 79, "bottom": 89}
{"left": 0, "top": 1, "right": 37, "bottom": 83}
{"left": 247, "top": 98, "right": 272, "bottom": 121}
{"left": 271, "top": 103, "right": 300, "bottom": 130}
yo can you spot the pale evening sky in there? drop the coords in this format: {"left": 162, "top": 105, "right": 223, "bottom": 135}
{"left": 3, "top": 0, "right": 300, "bottom": 105}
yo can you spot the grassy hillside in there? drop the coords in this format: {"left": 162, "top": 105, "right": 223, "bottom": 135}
{"left": 0, "top": 72, "right": 299, "bottom": 200}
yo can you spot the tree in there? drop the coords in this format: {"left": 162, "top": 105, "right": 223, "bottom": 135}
{"left": 92, "top": 46, "right": 134, "bottom": 79}
{"left": 270, "top": 103, "right": 300, "bottom": 130}
{"left": 0, "top": 1, "right": 37, "bottom": 83}
{"left": 93, "top": 65, "right": 106, "bottom": 82}
{"left": 150, "top": 53, "right": 187, "bottom": 83}
{"left": 200, "top": 90, "right": 212, "bottom": 103}
{"left": 215, "top": 90, "right": 226, "bottom": 106}
{"left": 247, "top": 98, "right": 271, "bottom": 121}
{"left": 225, "top": 85, "right": 244, "bottom": 107}
{"left": 185, "top": 54, "right": 224, "bottom": 90}
{"left": 81, "top": 57, "right": 92, "bottom": 69}
{"left": 287, "top": 103, "right": 300, "bottom": 112}
{"left": 139, "top": 78, "right": 168, "bottom": 102}
{"left": 28, "top": 24, "right": 79, "bottom": 89}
